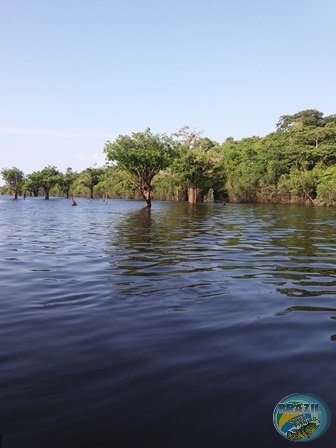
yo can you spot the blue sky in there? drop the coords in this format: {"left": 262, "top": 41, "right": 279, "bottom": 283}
{"left": 1, "top": 0, "right": 336, "bottom": 178}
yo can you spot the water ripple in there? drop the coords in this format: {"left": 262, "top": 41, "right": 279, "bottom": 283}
{"left": 1, "top": 198, "right": 336, "bottom": 447}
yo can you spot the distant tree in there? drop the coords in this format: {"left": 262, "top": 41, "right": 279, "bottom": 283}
{"left": 276, "top": 109, "right": 324, "bottom": 131}
{"left": 278, "top": 166, "right": 317, "bottom": 204}
{"left": 79, "top": 166, "right": 104, "bottom": 198}
{"left": 26, "top": 172, "right": 42, "bottom": 196}
{"left": 104, "top": 128, "right": 174, "bottom": 208}
{"left": 60, "top": 167, "right": 78, "bottom": 198}
{"left": 0, "top": 184, "right": 11, "bottom": 195}
{"left": 29, "top": 165, "right": 60, "bottom": 199}
{"left": 324, "top": 114, "right": 336, "bottom": 125}
{"left": 1, "top": 167, "right": 25, "bottom": 199}
{"left": 223, "top": 136, "right": 264, "bottom": 202}
{"left": 98, "top": 165, "right": 138, "bottom": 199}
{"left": 172, "top": 127, "right": 220, "bottom": 203}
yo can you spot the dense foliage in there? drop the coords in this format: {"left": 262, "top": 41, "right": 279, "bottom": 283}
{"left": 104, "top": 128, "right": 174, "bottom": 208}
{"left": 1, "top": 109, "right": 336, "bottom": 206}
{"left": 1, "top": 167, "right": 24, "bottom": 199}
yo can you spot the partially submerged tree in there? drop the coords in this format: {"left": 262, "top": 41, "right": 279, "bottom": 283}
{"left": 172, "top": 127, "right": 220, "bottom": 203}
{"left": 61, "top": 167, "right": 78, "bottom": 198}
{"left": 104, "top": 128, "right": 174, "bottom": 208}
{"left": 26, "top": 172, "right": 42, "bottom": 196}
{"left": 29, "top": 165, "right": 60, "bottom": 199}
{"left": 79, "top": 166, "right": 104, "bottom": 198}
{"left": 222, "top": 136, "right": 264, "bottom": 202}
{"left": 1, "top": 167, "right": 25, "bottom": 199}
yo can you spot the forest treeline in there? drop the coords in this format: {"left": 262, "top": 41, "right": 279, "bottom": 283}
{"left": 1, "top": 109, "right": 336, "bottom": 207}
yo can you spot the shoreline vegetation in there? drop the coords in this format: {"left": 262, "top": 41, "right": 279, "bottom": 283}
{"left": 1, "top": 109, "right": 336, "bottom": 207}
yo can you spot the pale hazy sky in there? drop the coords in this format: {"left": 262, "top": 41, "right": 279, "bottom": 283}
{"left": 1, "top": 0, "right": 336, "bottom": 179}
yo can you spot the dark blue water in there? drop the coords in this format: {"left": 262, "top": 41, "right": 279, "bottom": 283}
{"left": 1, "top": 196, "right": 336, "bottom": 447}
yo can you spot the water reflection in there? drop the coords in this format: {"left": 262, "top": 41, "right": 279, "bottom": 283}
{"left": 107, "top": 203, "right": 218, "bottom": 265}
{"left": 276, "top": 305, "right": 336, "bottom": 315}
{"left": 105, "top": 202, "right": 336, "bottom": 302}
{"left": 104, "top": 203, "right": 230, "bottom": 301}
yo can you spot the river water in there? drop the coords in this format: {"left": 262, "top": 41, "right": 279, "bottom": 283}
{"left": 0, "top": 196, "right": 335, "bottom": 447}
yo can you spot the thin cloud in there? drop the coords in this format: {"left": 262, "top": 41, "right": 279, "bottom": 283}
{"left": 0, "top": 127, "right": 111, "bottom": 139}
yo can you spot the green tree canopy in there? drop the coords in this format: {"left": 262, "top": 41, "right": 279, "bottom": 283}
{"left": 28, "top": 165, "right": 60, "bottom": 199}
{"left": 1, "top": 167, "right": 25, "bottom": 199}
{"left": 276, "top": 109, "right": 325, "bottom": 131}
{"left": 104, "top": 128, "right": 174, "bottom": 208}
{"left": 26, "top": 172, "right": 42, "bottom": 197}
{"left": 171, "top": 127, "right": 223, "bottom": 203}
{"left": 60, "top": 167, "right": 78, "bottom": 198}
{"left": 79, "top": 166, "right": 104, "bottom": 198}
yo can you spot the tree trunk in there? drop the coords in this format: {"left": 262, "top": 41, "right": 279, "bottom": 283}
{"left": 304, "top": 190, "right": 315, "bottom": 205}
{"left": 13, "top": 189, "right": 18, "bottom": 200}
{"left": 90, "top": 187, "right": 94, "bottom": 199}
{"left": 188, "top": 184, "right": 197, "bottom": 204}
{"left": 44, "top": 188, "right": 50, "bottom": 200}
{"left": 143, "top": 189, "right": 151, "bottom": 208}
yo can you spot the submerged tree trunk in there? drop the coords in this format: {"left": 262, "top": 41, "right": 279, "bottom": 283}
{"left": 44, "top": 188, "right": 50, "bottom": 200}
{"left": 135, "top": 178, "right": 152, "bottom": 208}
{"left": 304, "top": 190, "right": 315, "bottom": 205}
{"left": 142, "top": 189, "right": 151, "bottom": 208}
{"left": 90, "top": 187, "right": 94, "bottom": 199}
{"left": 188, "top": 184, "right": 197, "bottom": 204}
{"left": 13, "top": 189, "right": 18, "bottom": 200}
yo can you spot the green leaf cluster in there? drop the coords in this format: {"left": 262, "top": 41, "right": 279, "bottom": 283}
{"left": 103, "top": 128, "right": 174, "bottom": 207}
{"left": 1, "top": 167, "right": 24, "bottom": 199}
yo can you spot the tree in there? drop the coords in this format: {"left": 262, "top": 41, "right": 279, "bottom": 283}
{"left": 29, "top": 165, "right": 60, "bottom": 199}
{"left": 315, "top": 166, "right": 336, "bottom": 206}
{"left": 276, "top": 109, "right": 324, "bottom": 131}
{"left": 104, "top": 128, "right": 174, "bottom": 208}
{"left": 79, "top": 166, "right": 104, "bottom": 199}
{"left": 278, "top": 166, "right": 317, "bottom": 204}
{"left": 60, "top": 167, "right": 78, "bottom": 198}
{"left": 171, "top": 127, "right": 220, "bottom": 203}
{"left": 1, "top": 167, "right": 25, "bottom": 199}
{"left": 26, "top": 172, "right": 42, "bottom": 196}
{"left": 222, "top": 136, "right": 264, "bottom": 202}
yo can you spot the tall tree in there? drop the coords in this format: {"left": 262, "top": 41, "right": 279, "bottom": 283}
{"left": 1, "top": 167, "right": 25, "bottom": 199}
{"left": 104, "top": 128, "right": 174, "bottom": 208}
